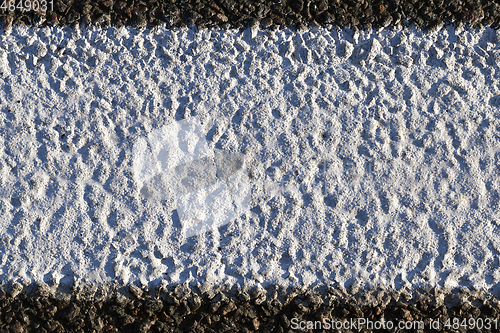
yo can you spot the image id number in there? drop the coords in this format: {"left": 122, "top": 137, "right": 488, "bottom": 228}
{"left": 1, "top": 0, "right": 53, "bottom": 13}
{"left": 444, "top": 318, "right": 498, "bottom": 330}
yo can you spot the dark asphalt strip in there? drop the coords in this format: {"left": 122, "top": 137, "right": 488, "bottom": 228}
{"left": 1, "top": 284, "right": 500, "bottom": 332}
{"left": 0, "top": 0, "right": 499, "bottom": 30}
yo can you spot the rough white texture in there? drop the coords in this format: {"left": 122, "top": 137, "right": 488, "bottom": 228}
{"left": 134, "top": 116, "right": 251, "bottom": 239}
{"left": 1, "top": 24, "right": 500, "bottom": 295}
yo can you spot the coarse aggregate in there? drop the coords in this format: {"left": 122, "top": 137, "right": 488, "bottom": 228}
{"left": 0, "top": 283, "right": 499, "bottom": 332}
{"left": 0, "top": 0, "right": 500, "bottom": 30}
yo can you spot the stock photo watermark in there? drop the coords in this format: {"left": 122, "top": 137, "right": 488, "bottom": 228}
{"left": 290, "top": 317, "right": 499, "bottom": 331}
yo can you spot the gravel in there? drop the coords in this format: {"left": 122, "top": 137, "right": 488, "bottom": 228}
{"left": 0, "top": 0, "right": 499, "bottom": 30}
{"left": 0, "top": 285, "right": 497, "bottom": 332}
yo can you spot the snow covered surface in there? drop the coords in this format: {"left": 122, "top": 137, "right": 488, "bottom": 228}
{"left": 1, "top": 23, "right": 500, "bottom": 296}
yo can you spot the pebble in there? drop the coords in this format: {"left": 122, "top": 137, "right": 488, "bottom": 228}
{"left": 10, "top": 322, "right": 23, "bottom": 333}
{"left": 136, "top": 319, "right": 153, "bottom": 333}
{"left": 251, "top": 286, "right": 266, "bottom": 305}
{"left": 128, "top": 285, "right": 143, "bottom": 299}
{"left": 187, "top": 294, "right": 202, "bottom": 312}
{"left": 214, "top": 13, "right": 228, "bottom": 23}
{"left": 220, "top": 301, "right": 237, "bottom": 316}
{"left": 9, "top": 284, "right": 23, "bottom": 299}
{"left": 62, "top": 303, "right": 80, "bottom": 321}
{"left": 144, "top": 299, "right": 163, "bottom": 313}
{"left": 165, "top": 295, "right": 179, "bottom": 306}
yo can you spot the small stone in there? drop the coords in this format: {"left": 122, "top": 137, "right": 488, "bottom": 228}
{"left": 120, "top": 314, "right": 135, "bottom": 326}
{"left": 209, "top": 2, "right": 222, "bottom": 12}
{"left": 12, "top": 300, "right": 22, "bottom": 313}
{"left": 45, "top": 306, "right": 58, "bottom": 318}
{"left": 10, "top": 283, "right": 23, "bottom": 298}
{"left": 280, "top": 314, "right": 290, "bottom": 327}
{"left": 17, "top": 311, "right": 29, "bottom": 324}
{"left": 271, "top": 299, "right": 283, "bottom": 312}
{"left": 318, "top": 0, "right": 328, "bottom": 12}
{"left": 95, "top": 14, "right": 111, "bottom": 26}
{"left": 129, "top": 285, "right": 143, "bottom": 299}
{"left": 133, "top": 14, "right": 147, "bottom": 28}
{"left": 62, "top": 303, "right": 80, "bottom": 321}
{"left": 32, "top": 299, "right": 43, "bottom": 310}
{"left": 323, "top": 12, "right": 335, "bottom": 24}
{"left": 66, "top": 12, "right": 80, "bottom": 24}
{"left": 82, "top": 15, "right": 92, "bottom": 26}
{"left": 36, "top": 284, "right": 52, "bottom": 298}
{"left": 254, "top": 3, "right": 269, "bottom": 18}
{"left": 297, "top": 303, "right": 309, "bottom": 314}
{"left": 209, "top": 301, "right": 220, "bottom": 314}
{"left": 10, "top": 322, "right": 23, "bottom": 333}
{"left": 274, "top": 16, "right": 286, "bottom": 25}
{"left": 238, "top": 292, "right": 251, "bottom": 303}
{"left": 166, "top": 305, "right": 176, "bottom": 316}
{"left": 91, "top": 316, "right": 104, "bottom": 331}
{"left": 291, "top": 0, "right": 304, "bottom": 13}
{"left": 177, "top": 301, "right": 191, "bottom": 316}
{"left": 220, "top": 302, "right": 237, "bottom": 316}
{"left": 2, "top": 15, "right": 13, "bottom": 32}
{"left": 165, "top": 296, "right": 179, "bottom": 306}
{"left": 252, "top": 318, "right": 260, "bottom": 330}
{"left": 401, "top": 308, "right": 413, "bottom": 321}
{"left": 4, "top": 312, "right": 14, "bottom": 324}
{"left": 101, "top": 0, "right": 113, "bottom": 8}
{"left": 381, "top": 14, "right": 393, "bottom": 28}
{"left": 145, "top": 299, "right": 163, "bottom": 313}
{"left": 49, "top": 13, "right": 59, "bottom": 26}
{"left": 214, "top": 13, "right": 228, "bottom": 23}
{"left": 203, "top": 314, "right": 212, "bottom": 325}
{"left": 173, "top": 285, "right": 189, "bottom": 300}
{"left": 44, "top": 319, "right": 61, "bottom": 332}
{"left": 461, "top": 302, "right": 472, "bottom": 312}
{"left": 185, "top": 319, "right": 198, "bottom": 331}
{"left": 115, "top": 293, "right": 130, "bottom": 307}
{"left": 136, "top": 319, "right": 154, "bottom": 333}
{"left": 471, "top": 307, "right": 481, "bottom": 318}
{"left": 262, "top": 18, "right": 274, "bottom": 28}
{"left": 187, "top": 295, "right": 202, "bottom": 312}
{"left": 251, "top": 286, "right": 266, "bottom": 305}
{"left": 397, "top": 301, "right": 408, "bottom": 309}
{"left": 210, "top": 293, "right": 227, "bottom": 313}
